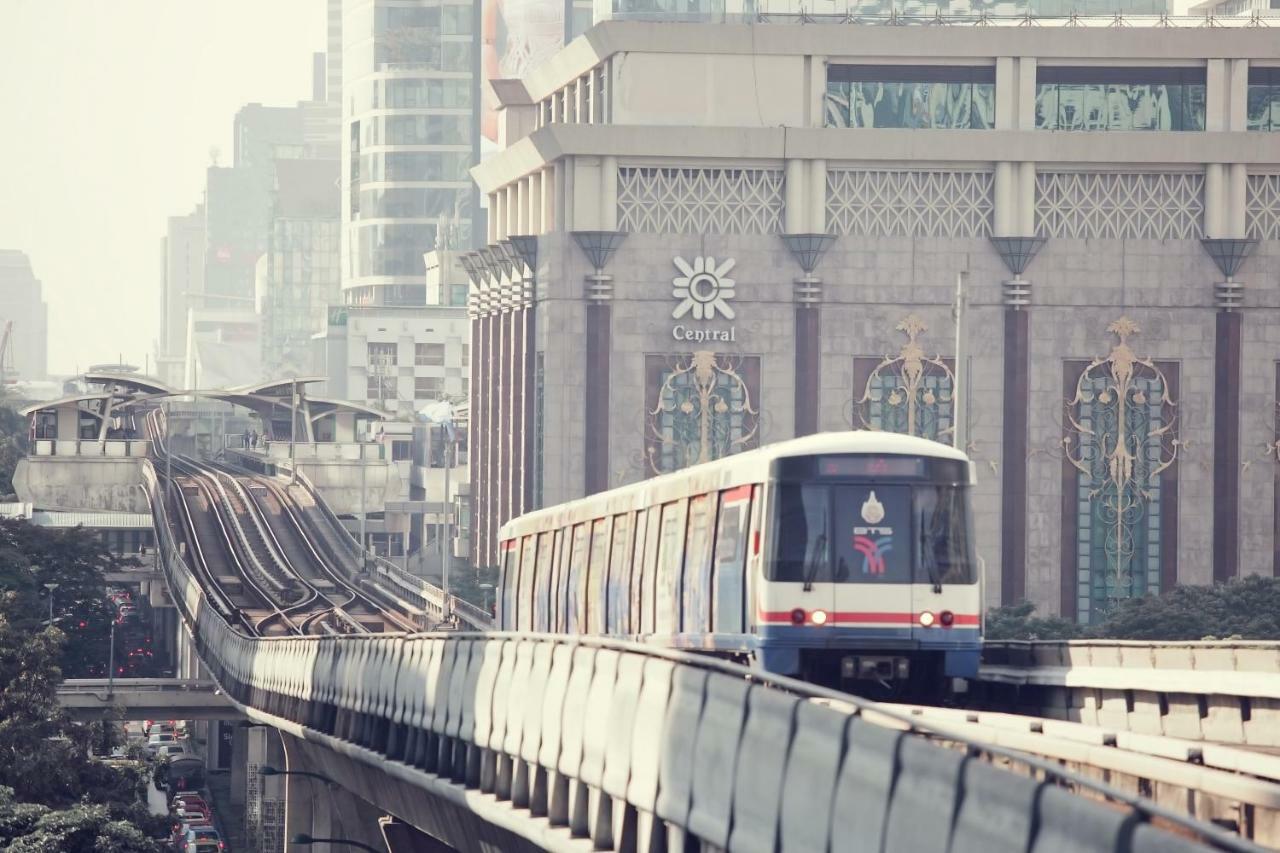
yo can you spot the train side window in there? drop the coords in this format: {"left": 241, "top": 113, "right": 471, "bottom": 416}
{"left": 587, "top": 518, "right": 612, "bottom": 633}
{"left": 640, "top": 506, "right": 661, "bottom": 634}
{"left": 682, "top": 495, "right": 714, "bottom": 634}
{"left": 632, "top": 509, "right": 653, "bottom": 635}
{"left": 654, "top": 499, "right": 688, "bottom": 635}
{"left": 551, "top": 528, "right": 569, "bottom": 632}
{"left": 503, "top": 541, "right": 521, "bottom": 630}
{"left": 535, "top": 531, "right": 554, "bottom": 632}
{"left": 566, "top": 524, "right": 589, "bottom": 633}
{"left": 607, "top": 513, "right": 633, "bottom": 634}
{"left": 519, "top": 535, "right": 537, "bottom": 632}
{"left": 713, "top": 486, "right": 752, "bottom": 634}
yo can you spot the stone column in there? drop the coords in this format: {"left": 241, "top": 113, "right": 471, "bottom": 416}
{"left": 1203, "top": 237, "right": 1257, "bottom": 583}
{"left": 781, "top": 234, "right": 834, "bottom": 436}
{"left": 571, "top": 232, "right": 626, "bottom": 495}
{"left": 508, "top": 236, "right": 540, "bottom": 512}
{"left": 460, "top": 253, "right": 486, "bottom": 570}
{"left": 990, "top": 236, "right": 1045, "bottom": 606}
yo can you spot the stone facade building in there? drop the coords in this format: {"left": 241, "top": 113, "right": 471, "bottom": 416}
{"left": 463, "top": 19, "right": 1280, "bottom": 621}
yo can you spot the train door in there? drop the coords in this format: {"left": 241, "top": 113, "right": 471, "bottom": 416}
{"left": 518, "top": 535, "right": 537, "bottom": 632}
{"left": 534, "top": 531, "right": 554, "bottom": 632}
{"left": 830, "top": 484, "right": 914, "bottom": 632}
{"left": 712, "top": 486, "right": 752, "bottom": 635}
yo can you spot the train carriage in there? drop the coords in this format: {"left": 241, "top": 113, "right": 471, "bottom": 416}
{"left": 496, "top": 432, "right": 982, "bottom": 694}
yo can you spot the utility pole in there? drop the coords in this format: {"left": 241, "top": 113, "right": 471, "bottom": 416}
{"left": 441, "top": 427, "right": 451, "bottom": 616}
{"left": 953, "top": 270, "right": 969, "bottom": 453}
{"left": 107, "top": 618, "right": 116, "bottom": 696}
{"left": 289, "top": 376, "right": 298, "bottom": 484}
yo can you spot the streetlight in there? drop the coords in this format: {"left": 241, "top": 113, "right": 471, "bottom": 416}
{"left": 107, "top": 617, "right": 116, "bottom": 696}
{"left": 290, "top": 833, "right": 381, "bottom": 853}
{"left": 42, "top": 581, "right": 57, "bottom": 625}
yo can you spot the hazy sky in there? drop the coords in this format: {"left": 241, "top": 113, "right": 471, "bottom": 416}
{"left": 0, "top": 0, "right": 326, "bottom": 375}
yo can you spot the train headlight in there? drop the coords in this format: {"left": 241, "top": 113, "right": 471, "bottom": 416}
{"left": 810, "top": 609, "right": 829, "bottom": 626}
{"left": 940, "top": 610, "right": 955, "bottom": 627}
{"left": 790, "top": 608, "right": 806, "bottom": 626}
{"left": 918, "top": 611, "right": 936, "bottom": 628}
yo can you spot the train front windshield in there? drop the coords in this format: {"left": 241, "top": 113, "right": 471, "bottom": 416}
{"left": 769, "top": 457, "right": 976, "bottom": 586}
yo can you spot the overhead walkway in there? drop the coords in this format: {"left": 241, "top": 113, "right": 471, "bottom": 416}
{"left": 57, "top": 678, "right": 237, "bottom": 721}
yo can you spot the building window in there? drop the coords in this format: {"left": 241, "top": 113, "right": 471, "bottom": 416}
{"left": 392, "top": 440, "right": 412, "bottom": 461}
{"left": 852, "top": 315, "right": 955, "bottom": 442}
{"left": 1248, "top": 67, "right": 1280, "bottom": 132}
{"left": 1062, "top": 319, "right": 1178, "bottom": 625}
{"left": 414, "top": 376, "right": 443, "bottom": 399}
{"left": 33, "top": 411, "right": 57, "bottom": 440}
{"left": 825, "top": 65, "right": 995, "bottom": 130}
{"left": 1036, "top": 67, "right": 1206, "bottom": 131}
{"left": 415, "top": 343, "right": 445, "bottom": 366}
{"left": 367, "top": 342, "right": 397, "bottom": 366}
{"left": 645, "top": 352, "right": 760, "bottom": 476}
{"left": 366, "top": 375, "right": 397, "bottom": 403}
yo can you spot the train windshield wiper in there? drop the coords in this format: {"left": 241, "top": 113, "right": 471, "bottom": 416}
{"left": 802, "top": 530, "right": 827, "bottom": 592}
{"left": 921, "top": 526, "right": 943, "bottom": 594}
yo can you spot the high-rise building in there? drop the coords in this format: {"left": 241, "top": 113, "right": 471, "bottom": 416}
{"left": 0, "top": 250, "right": 48, "bottom": 382}
{"left": 339, "top": 0, "right": 483, "bottom": 308}
{"left": 258, "top": 158, "right": 341, "bottom": 376}
{"left": 157, "top": 206, "right": 206, "bottom": 387}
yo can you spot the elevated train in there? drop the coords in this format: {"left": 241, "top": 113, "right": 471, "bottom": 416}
{"left": 496, "top": 432, "right": 982, "bottom": 694}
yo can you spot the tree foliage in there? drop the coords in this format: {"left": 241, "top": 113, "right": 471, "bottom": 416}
{"left": 0, "top": 399, "right": 27, "bottom": 499}
{"left": 987, "top": 576, "right": 1280, "bottom": 641}
{"left": 0, "top": 518, "right": 124, "bottom": 677}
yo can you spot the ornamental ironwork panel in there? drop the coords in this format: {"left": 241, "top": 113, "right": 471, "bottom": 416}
{"left": 645, "top": 352, "right": 760, "bottom": 475}
{"left": 1246, "top": 174, "right": 1280, "bottom": 242}
{"left": 825, "top": 169, "right": 994, "bottom": 238}
{"left": 617, "top": 168, "right": 784, "bottom": 234}
{"left": 1063, "top": 318, "right": 1178, "bottom": 625}
{"left": 851, "top": 315, "right": 956, "bottom": 441}
{"left": 1035, "top": 172, "right": 1205, "bottom": 240}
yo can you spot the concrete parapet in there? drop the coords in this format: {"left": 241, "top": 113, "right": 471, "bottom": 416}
{"left": 13, "top": 456, "right": 147, "bottom": 512}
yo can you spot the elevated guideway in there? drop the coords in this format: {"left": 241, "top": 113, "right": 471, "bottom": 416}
{"left": 141, "top": 452, "right": 1258, "bottom": 853}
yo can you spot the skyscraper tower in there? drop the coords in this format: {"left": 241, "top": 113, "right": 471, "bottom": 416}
{"left": 340, "top": 0, "right": 482, "bottom": 308}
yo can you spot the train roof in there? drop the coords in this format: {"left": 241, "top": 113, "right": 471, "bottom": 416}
{"left": 501, "top": 431, "right": 970, "bottom": 540}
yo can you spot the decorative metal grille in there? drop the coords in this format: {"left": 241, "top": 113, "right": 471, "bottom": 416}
{"left": 617, "top": 168, "right": 784, "bottom": 234}
{"left": 1246, "top": 174, "right": 1280, "bottom": 242}
{"left": 1064, "top": 318, "right": 1177, "bottom": 625}
{"left": 1036, "top": 172, "right": 1205, "bottom": 240}
{"left": 646, "top": 352, "right": 760, "bottom": 475}
{"left": 853, "top": 315, "right": 956, "bottom": 441}
{"left": 825, "top": 170, "right": 994, "bottom": 237}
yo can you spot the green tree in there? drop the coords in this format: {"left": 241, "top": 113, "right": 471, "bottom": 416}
{"left": 984, "top": 600, "right": 1082, "bottom": 641}
{"left": 0, "top": 518, "right": 122, "bottom": 676}
{"left": 0, "top": 399, "right": 27, "bottom": 499}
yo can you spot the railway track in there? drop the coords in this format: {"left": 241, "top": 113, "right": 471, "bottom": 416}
{"left": 146, "top": 410, "right": 411, "bottom": 637}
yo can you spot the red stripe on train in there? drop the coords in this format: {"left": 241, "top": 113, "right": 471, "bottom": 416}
{"left": 757, "top": 610, "right": 980, "bottom": 627}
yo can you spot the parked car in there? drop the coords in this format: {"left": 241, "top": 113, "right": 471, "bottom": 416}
{"left": 145, "top": 733, "right": 177, "bottom": 754}
{"left": 170, "top": 793, "right": 209, "bottom": 812}
{"left": 183, "top": 826, "right": 223, "bottom": 851}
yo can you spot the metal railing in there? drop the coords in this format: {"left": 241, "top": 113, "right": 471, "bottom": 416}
{"left": 32, "top": 439, "right": 151, "bottom": 458}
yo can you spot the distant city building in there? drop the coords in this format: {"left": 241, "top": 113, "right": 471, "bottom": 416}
{"left": 424, "top": 247, "right": 469, "bottom": 307}
{"left": 257, "top": 158, "right": 341, "bottom": 377}
{"left": 339, "top": 0, "right": 483, "bottom": 308}
{"left": 1188, "top": 0, "right": 1279, "bottom": 14}
{"left": 157, "top": 205, "right": 206, "bottom": 387}
{"left": 466, "top": 20, "right": 1280, "bottom": 628}
{"left": 315, "top": 303, "right": 468, "bottom": 418}
{"left": 184, "top": 309, "right": 262, "bottom": 389}
{"left": 0, "top": 250, "right": 49, "bottom": 383}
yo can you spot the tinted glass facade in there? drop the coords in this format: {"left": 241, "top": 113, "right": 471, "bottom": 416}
{"left": 1035, "top": 67, "right": 1206, "bottom": 131}
{"left": 825, "top": 65, "right": 995, "bottom": 130}
{"left": 1248, "top": 67, "right": 1280, "bottom": 132}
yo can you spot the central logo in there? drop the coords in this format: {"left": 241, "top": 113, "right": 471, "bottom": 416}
{"left": 853, "top": 535, "right": 893, "bottom": 575}
{"left": 672, "top": 256, "right": 736, "bottom": 321}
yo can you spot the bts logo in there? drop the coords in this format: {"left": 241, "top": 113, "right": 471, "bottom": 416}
{"left": 853, "top": 534, "right": 893, "bottom": 575}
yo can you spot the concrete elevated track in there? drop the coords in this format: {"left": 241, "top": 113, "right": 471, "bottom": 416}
{"left": 137, "top": 442, "right": 1273, "bottom": 853}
